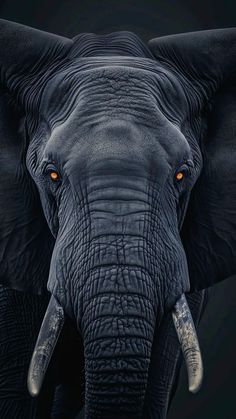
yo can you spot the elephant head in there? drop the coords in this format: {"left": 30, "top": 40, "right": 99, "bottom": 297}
{"left": 0, "top": 19, "right": 235, "bottom": 418}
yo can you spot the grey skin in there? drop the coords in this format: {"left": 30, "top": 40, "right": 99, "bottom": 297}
{"left": 0, "top": 19, "right": 235, "bottom": 418}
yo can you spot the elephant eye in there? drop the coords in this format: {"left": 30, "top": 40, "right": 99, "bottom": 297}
{"left": 49, "top": 170, "right": 59, "bottom": 182}
{"left": 42, "top": 162, "right": 62, "bottom": 188}
{"left": 175, "top": 171, "right": 184, "bottom": 181}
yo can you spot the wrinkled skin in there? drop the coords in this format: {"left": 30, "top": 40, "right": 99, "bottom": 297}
{"left": 28, "top": 62, "right": 196, "bottom": 417}
{"left": 0, "top": 21, "right": 235, "bottom": 419}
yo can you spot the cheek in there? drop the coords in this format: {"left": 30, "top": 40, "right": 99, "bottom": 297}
{"left": 178, "top": 191, "right": 191, "bottom": 227}
{"left": 37, "top": 190, "right": 59, "bottom": 237}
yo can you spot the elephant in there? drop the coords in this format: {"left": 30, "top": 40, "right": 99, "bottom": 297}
{"left": 0, "top": 18, "right": 235, "bottom": 418}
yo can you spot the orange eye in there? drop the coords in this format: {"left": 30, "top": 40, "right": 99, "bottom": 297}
{"left": 175, "top": 171, "right": 184, "bottom": 181}
{"left": 49, "top": 171, "right": 59, "bottom": 181}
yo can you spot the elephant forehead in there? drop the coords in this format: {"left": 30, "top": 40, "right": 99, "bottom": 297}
{"left": 43, "top": 114, "right": 189, "bottom": 182}
{"left": 39, "top": 64, "right": 190, "bottom": 176}
{"left": 40, "top": 63, "right": 187, "bottom": 130}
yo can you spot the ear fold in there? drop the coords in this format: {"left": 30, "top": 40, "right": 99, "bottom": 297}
{"left": 182, "top": 82, "right": 236, "bottom": 290}
{"left": 149, "top": 29, "right": 236, "bottom": 93}
{"left": 0, "top": 89, "right": 54, "bottom": 293}
{"left": 0, "top": 19, "right": 72, "bottom": 97}
{"left": 0, "top": 20, "right": 72, "bottom": 293}
{"left": 149, "top": 29, "right": 236, "bottom": 290}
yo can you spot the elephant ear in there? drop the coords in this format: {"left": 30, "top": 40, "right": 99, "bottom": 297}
{"left": 149, "top": 29, "right": 236, "bottom": 290}
{"left": 0, "top": 89, "right": 53, "bottom": 294}
{"left": 0, "top": 19, "right": 72, "bottom": 95}
{"left": 0, "top": 20, "right": 72, "bottom": 293}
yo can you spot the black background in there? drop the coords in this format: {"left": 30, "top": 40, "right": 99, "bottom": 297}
{"left": 0, "top": 1, "right": 235, "bottom": 418}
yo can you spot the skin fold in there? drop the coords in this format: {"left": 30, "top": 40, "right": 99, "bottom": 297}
{"left": 0, "top": 21, "right": 235, "bottom": 418}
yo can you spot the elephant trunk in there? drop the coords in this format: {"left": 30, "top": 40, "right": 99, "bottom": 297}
{"left": 28, "top": 174, "right": 198, "bottom": 413}
{"left": 80, "top": 266, "right": 156, "bottom": 418}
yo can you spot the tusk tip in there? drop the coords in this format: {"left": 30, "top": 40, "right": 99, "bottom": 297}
{"left": 27, "top": 378, "right": 40, "bottom": 397}
{"left": 188, "top": 371, "right": 203, "bottom": 394}
{"left": 27, "top": 349, "right": 44, "bottom": 397}
{"left": 172, "top": 294, "right": 204, "bottom": 396}
{"left": 189, "top": 383, "right": 202, "bottom": 394}
{"left": 27, "top": 295, "right": 64, "bottom": 398}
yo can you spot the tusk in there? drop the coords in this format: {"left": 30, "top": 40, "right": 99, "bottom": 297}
{"left": 172, "top": 294, "right": 203, "bottom": 394}
{"left": 27, "top": 295, "right": 64, "bottom": 397}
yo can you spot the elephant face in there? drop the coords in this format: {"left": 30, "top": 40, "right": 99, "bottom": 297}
{"left": 0, "top": 21, "right": 236, "bottom": 418}
{"left": 27, "top": 63, "right": 195, "bottom": 319}
{"left": 26, "top": 63, "right": 197, "bottom": 416}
